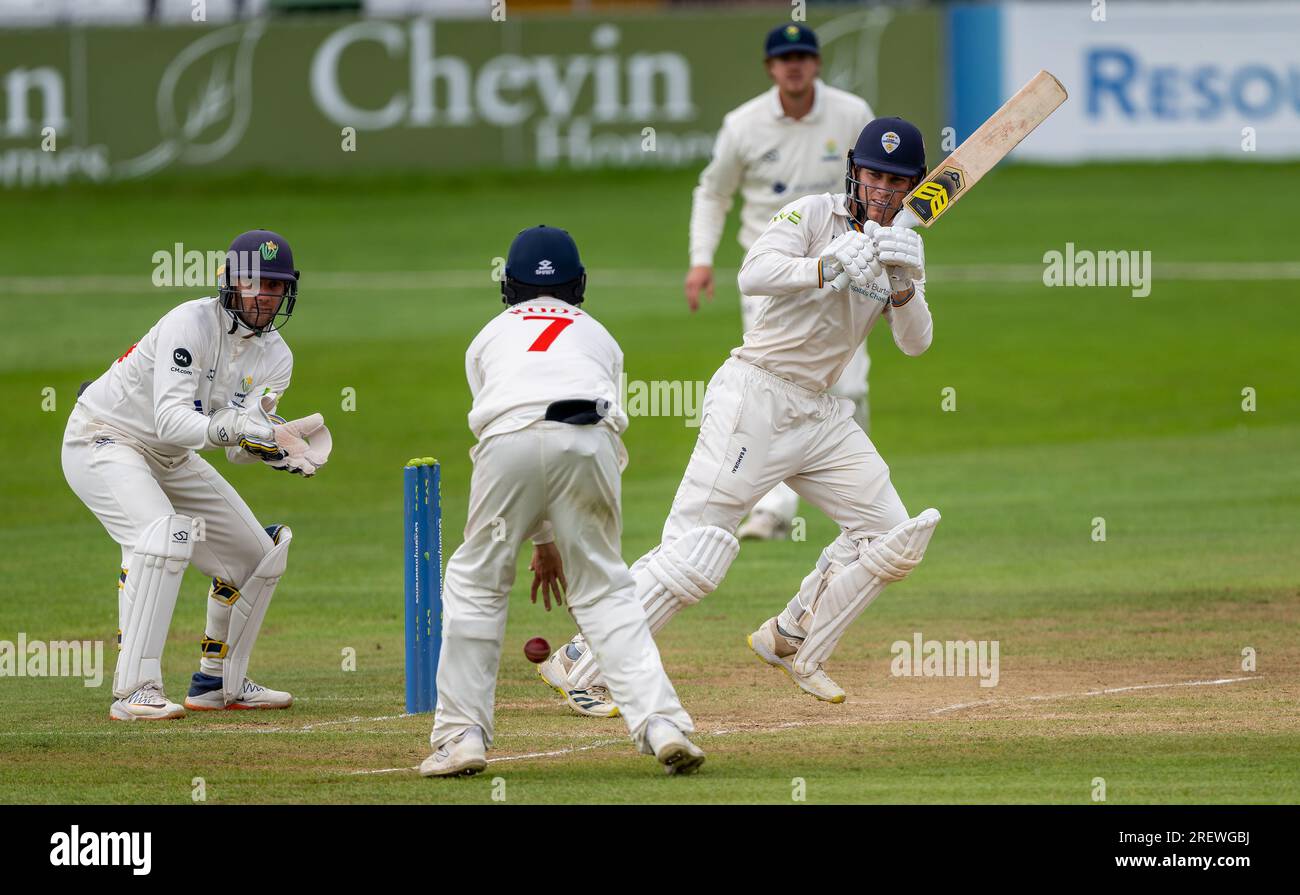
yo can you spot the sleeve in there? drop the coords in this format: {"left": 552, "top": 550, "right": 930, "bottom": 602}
{"left": 736, "top": 197, "right": 824, "bottom": 297}
{"left": 225, "top": 344, "right": 294, "bottom": 465}
{"left": 530, "top": 520, "right": 555, "bottom": 546}
{"left": 152, "top": 312, "right": 213, "bottom": 451}
{"left": 883, "top": 276, "right": 933, "bottom": 356}
{"left": 602, "top": 339, "right": 629, "bottom": 435}
{"left": 688, "top": 119, "right": 744, "bottom": 268}
{"left": 465, "top": 328, "right": 488, "bottom": 398}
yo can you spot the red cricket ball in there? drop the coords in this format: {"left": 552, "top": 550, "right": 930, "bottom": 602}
{"left": 524, "top": 637, "right": 551, "bottom": 664}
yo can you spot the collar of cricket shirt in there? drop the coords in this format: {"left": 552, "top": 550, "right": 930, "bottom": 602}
{"left": 769, "top": 78, "right": 825, "bottom": 122}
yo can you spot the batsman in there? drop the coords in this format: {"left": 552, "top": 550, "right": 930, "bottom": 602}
{"left": 541, "top": 118, "right": 942, "bottom": 711}
{"left": 61, "top": 229, "right": 332, "bottom": 720}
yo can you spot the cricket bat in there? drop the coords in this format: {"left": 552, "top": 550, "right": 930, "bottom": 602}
{"left": 891, "top": 70, "right": 1068, "bottom": 230}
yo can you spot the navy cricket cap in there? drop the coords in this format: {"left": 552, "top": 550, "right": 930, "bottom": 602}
{"left": 850, "top": 117, "right": 927, "bottom": 178}
{"left": 505, "top": 225, "right": 584, "bottom": 286}
{"left": 765, "top": 23, "right": 818, "bottom": 59}
{"left": 225, "top": 229, "right": 298, "bottom": 282}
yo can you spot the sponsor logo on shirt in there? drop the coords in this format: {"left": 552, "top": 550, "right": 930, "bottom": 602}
{"left": 170, "top": 347, "right": 193, "bottom": 375}
{"left": 772, "top": 181, "right": 787, "bottom": 194}
{"left": 821, "top": 139, "right": 839, "bottom": 162}
{"left": 731, "top": 445, "right": 747, "bottom": 473}
{"left": 850, "top": 280, "right": 892, "bottom": 305}
{"left": 760, "top": 148, "right": 779, "bottom": 163}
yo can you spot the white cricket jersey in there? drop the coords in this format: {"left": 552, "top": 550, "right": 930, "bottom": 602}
{"left": 465, "top": 297, "right": 628, "bottom": 442}
{"left": 689, "top": 79, "right": 874, "bottom": 267}
{"left": 76, "top": 297, "right": 293, "bottom": 461}
{"left": 734, "top": 192, "right": 933, "bottom": 393}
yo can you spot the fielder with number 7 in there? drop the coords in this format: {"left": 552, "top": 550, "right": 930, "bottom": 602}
{"left": 421, "top": 225, "right": 704, "bottom": 778}
{"left": 61, "top": 229, "right": 332, "bottom": 721}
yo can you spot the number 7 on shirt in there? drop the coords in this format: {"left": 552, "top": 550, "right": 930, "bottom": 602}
{"left": 523, "top": 315, "right": 574, "bottom": 352}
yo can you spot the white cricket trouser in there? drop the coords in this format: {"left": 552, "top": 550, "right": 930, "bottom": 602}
{"left": 660, "top": 356, "right": 907, "bottom": 552}
{"left": 740, "top": 292, "right": 870, "bottom": 523}
{"left": 430, "top": 421, "right": 692, "bottom": 754}
{"left": 61, "top": 404, "right": 278, "bottom": 631}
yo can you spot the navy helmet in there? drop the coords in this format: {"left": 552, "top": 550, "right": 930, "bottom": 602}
{"left": 765, "top": 23, "right": 818, "bottom": 58}
{"left": 502, "top": 225, "right": 586, "bottom": 306}
{"left": 846, "top": 117, "right": 927, "bottom": 226}
{"left": 218, "top": 229, "right": 299, "bottom": 334}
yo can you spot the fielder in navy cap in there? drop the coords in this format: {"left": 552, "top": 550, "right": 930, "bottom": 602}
{"left": 764, "top": 22, "right": 819, "bottom": 58}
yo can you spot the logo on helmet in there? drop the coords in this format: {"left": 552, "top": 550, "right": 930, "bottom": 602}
{"left": 260, "top": 241, "right": 279, "bottom": 262}
{"left": 881, "top": 131, "right": 901, "bottom": 154}
{"left": 535, "top": 259, "right": 555, "bottom": 276}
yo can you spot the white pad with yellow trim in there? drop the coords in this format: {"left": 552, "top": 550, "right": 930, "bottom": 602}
{"left": 568, "top": 525, "right": 738, "bottom": 690}
{"left": 221, "top": 526, "right": 292, "bottom": 703}
{"left": 793, "top": 508, "right": 940, "bottom": 675}
{"left": 114, "top": 515, "right": 195, "bottom": 698}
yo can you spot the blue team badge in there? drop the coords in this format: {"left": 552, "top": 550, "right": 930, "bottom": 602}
{"left": 772, "top": 181, "right": 787, "bottom": 194}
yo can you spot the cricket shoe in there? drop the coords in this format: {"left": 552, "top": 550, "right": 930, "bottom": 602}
{"left": 420, "top": 727, "right": 488, "bottom": 778}
{"left": 646, "top": 717, "right": 706, "bottom": 776}
{"left": 537, "top": 642, "right": 620, "bottom": 719}
{"left": 110, "top": 684, "right": 186, "bottom": 721}
{"left": 183, "top": 672, "right": 294, "bottom": 711}
{"left": 747, "top": 617, "right": 846, "bottom": 704}
{"left": 736, "top": 509, "right": 790, "bottom": 541}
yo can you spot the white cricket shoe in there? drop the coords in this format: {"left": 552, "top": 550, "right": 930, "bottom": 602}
{"left": 420, "top": 727, "right": 488, "bottom": 778}
{"left": 646, "top": 717, "right": 705, "bottom": 776}
{"left": 109, "top": 684, "right": 186, "bottom": 721}
{"left": 537, "top": 643, "right": 620, "bottom": 719}
{"left": 748, "top": 617, "right": 846, "bottom": 704}
{"left": 736, "top": 509, "right": 790, "bottom": 541}
{"left": 183, "top": 673, "right": 294, "bottom": 711}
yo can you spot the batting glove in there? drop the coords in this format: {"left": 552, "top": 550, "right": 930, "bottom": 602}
{"left": 820, "top": 231, "right": 881, "bottom": 292}
{"left": 875, "top": 227, "right": 925, "bottom": 294}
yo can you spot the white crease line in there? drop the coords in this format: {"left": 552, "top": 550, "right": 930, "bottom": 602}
{"left": 292, "top": 713, "right": 410, "bottom": 731}
{"left": 353, "top": 675, "right": 1268, "bottom": 774}
{"left": 930, "top": 675, "right": 1263, "bottom": 715}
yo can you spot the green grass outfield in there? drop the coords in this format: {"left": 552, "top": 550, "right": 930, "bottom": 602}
{"left": 1, "top": 161, "right": 1297, "bottom": 803}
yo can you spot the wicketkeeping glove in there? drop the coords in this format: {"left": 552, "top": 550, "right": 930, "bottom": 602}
{"left": 264, "top": 413, "right": 333, "bottom": 477}
{"left": 208, "top": 393, "right": 281, "bottom": 458}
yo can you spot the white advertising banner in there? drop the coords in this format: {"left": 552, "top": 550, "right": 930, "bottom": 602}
{"left": 988, "top": 1, "right": 1300, "bottom": 160}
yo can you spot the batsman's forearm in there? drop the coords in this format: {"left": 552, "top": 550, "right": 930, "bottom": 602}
{"left": 737, "top": 250, "right": 822, "bottom": 296}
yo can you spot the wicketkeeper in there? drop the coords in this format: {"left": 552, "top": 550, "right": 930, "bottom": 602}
{"left": 61, "top": 229, "right": 332, "bottom": 720}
